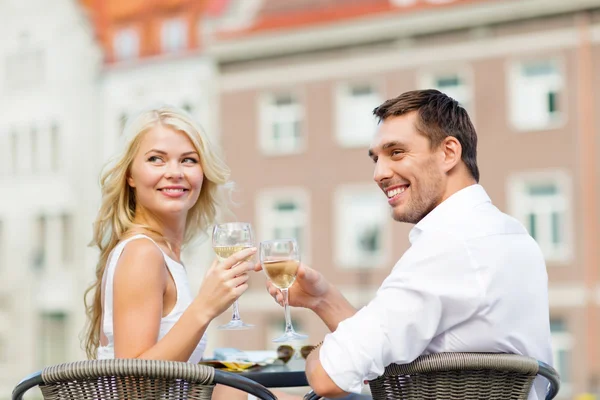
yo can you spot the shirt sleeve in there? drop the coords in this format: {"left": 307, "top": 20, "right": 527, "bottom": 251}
{"left": 319, "top": 230, "right": 484, "bottom": 393}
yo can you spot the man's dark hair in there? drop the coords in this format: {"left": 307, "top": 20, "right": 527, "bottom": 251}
{"left": 373, "top": 89, "right": 479, "bottom": 182}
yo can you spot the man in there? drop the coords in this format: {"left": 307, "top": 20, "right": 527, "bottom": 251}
{"left": 263, "top": 90, "right": 553, "bottom": 399}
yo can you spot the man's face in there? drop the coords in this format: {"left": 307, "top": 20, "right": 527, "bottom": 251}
{"left": 368, "top": 112, "right": 446, "bottom": 224}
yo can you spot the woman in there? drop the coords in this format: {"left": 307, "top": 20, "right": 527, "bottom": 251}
{"left": 83, "top": 106, "right": 255, "bottom": 398}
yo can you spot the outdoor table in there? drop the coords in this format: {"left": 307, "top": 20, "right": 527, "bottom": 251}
{"left": 236, "top": 358, "right": 308, "bottom": 388}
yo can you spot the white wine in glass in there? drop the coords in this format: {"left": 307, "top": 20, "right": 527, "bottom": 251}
{"left": 262, "top": 259, "right": 299, "bottom": 289}
{"left": 212, "top": 222, "right": 255, "bottom": 330}
{"left": 260, "top": 238, "right": 308, "bottom": 342}
{"left": 214, "top": 246, "right": 254, "bottom": 262}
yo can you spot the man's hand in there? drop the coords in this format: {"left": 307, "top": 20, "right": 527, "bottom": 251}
{"left": 256, "top": 263, "right": 330, "bottom": 311}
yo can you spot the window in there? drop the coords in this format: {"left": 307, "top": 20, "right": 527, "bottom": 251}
{"left": 50, "top": 122, "right": 59, "bottom": 171}
{"left": 336, "top": 82, "right": 381, "bottom": 147}
{"left": 5, "top": 48, "right": 45, "bottom": 90}
{"left": 182, "top": 103, "right": 193, "bottom": 115}
{"left": 31, "top": 126, "right": 38, "bottom": 172}
{"left": 61, "top": 214, "right": 73, "bottom": 263}
{"left": 508, "top": 172, "right": 571, "bottom": 262}
{"left": 0, "top": 220, "right": 3, "bottom": 272}
{"left": 550, "top": 319, "right": 572, "bottom": 392}
{"left": 335, "top": 186, "right": 388, "bottom": 268}
{"left": 0, "top": 311, "right": 9, "bottom": 364}
{"left": 10, "top": 129, "right": 17, "bottom": 174}
{"left": 118, "top": 113, "right": 128, "bottom": 135}
{"left": 257, "top": 189, "right": 309, "bottom": 261}
{"left": 33, "top": 215, "right": 46, "bottom": 270}
{"left": 0, "top": 335, "right": 6, "bottom": 364}
{"left": 38, "top": 312, "right": 68, "bottom": 366}
{"left": 161, "top": 18, "right": 188, "bottom": 53}
{"left": 509, "top": 59, "right": 563, "bottom": 130}
{"left": 113, "top": 28, "right": 139, "bottom": 61}
{"left": 259, "top": 93, "right": 303, "bottom": 155}
{"left": 421, "top": 71, "right": 472, "bottom": 112}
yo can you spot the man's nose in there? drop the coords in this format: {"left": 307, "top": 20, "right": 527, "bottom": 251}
{"left": 373, "top": 158, "right": 393, "bottom": 184}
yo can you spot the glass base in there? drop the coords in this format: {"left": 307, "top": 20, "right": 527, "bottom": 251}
{"left": 272, "top": 331, "right": 309, "bottom": 343}
{"left": 217, "top": 319, "right": 254, "bottom": 330}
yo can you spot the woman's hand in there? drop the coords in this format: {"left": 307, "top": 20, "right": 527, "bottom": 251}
{"left": 193, "top": 247, "right": 257, "bottom": 319}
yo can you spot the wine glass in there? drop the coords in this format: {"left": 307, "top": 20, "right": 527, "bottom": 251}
{"left": 212, "top": 222, "right": 255, "bottom": 330}
{"left": 259, "top": 238, "right": 308, "bottom": 342}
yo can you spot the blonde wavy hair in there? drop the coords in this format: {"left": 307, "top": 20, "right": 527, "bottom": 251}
{"left": 83, "top": 106, "right": 231, "bottom": 359}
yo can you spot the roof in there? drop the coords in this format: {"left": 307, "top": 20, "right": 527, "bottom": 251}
{"left": 209, "top": 0, "right": 496, "bottom": 40}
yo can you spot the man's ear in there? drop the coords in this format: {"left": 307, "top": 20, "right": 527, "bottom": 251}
{"left": 440, "top": 136, "right": 462, "bottom": 173}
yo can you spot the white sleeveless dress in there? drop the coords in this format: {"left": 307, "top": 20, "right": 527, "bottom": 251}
{"left": 97, "top": 234, "right": 207, "bottom": 363}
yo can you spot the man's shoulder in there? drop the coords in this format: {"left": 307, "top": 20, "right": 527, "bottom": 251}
{"left": 403, "top": 205, "right": 536, "bottom": 264}
{"left": 446, "top": 202, "right": 529, "bottom": 240}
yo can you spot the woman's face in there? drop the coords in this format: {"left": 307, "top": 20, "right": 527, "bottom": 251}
{"left": 127, "top": 125, "right": 204, "bottom": 219}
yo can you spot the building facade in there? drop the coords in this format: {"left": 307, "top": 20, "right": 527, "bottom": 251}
{"left": 2, "top": 0, "right": 599, "bottom": 398}
{"left": 207, "top": 0, "right": 600, "bottom": 397}
{"left": 0, "top": 0, "right": 103, "bottom": 395}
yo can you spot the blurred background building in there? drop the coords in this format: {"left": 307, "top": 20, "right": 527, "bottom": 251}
{"left": 1, "top": 0, "right": 599, "bottom": 399}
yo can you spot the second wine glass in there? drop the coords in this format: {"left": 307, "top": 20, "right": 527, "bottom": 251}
{"left": 212, "top": 222, "right": 255, "bottom": 330}
{"left": 260, "top": 238, "right": 308, "bottom": 342}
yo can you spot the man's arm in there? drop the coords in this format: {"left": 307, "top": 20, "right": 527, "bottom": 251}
{"left": 312, "top": 283, "right": 357, "bottom": 332}
{"left": 299, "top": 232, "right": 481, "bottom": 397}
{"left": 305, "top": 346, "right": 347, "bottom": 398}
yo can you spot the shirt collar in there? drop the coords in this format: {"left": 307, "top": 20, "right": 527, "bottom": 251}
{"left": 408, "top": 184, "right": 491, "bottom": 244}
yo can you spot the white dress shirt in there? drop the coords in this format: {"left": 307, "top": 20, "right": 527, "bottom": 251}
{"left": 320, "top": 184, "right": 553, "bottom": 400}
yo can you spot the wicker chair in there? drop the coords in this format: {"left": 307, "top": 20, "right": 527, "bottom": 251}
{"left": 304, "top": 353, "right": 560, "bottom": 400}
{"left": 12, "top": 359, "right": 277, "bottom": 400}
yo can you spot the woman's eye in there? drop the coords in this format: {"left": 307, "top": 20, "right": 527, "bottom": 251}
{"left": 147, "top": 156, "right": 163, "bottom": 163}
{"left": 182, "top": 158, "right": 198, "bottom": 164}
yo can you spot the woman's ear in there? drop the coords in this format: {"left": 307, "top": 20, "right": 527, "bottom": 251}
{"left": 127, "top": 174, "right": 135, "bottom": 188}
{"left": 440, "top": 136, "right": 462, "bottom": 173}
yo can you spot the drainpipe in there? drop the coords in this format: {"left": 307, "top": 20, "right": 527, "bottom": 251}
{"left": 575, "top": 10, "right": 599, "bottom": 392}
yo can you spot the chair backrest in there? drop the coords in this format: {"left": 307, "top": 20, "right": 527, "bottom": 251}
{"left": 12, "top": 359, "right": 277, "bottom": 400}
{"left": 303, "top": 353, "right": 560, "bottom": 400}
{"left": 368, "top": 353, "right": 559, "bottom": 400}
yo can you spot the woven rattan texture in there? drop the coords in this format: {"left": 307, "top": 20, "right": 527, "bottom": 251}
{"left": 39, "top": 359, "right": 215, "bottom": 400}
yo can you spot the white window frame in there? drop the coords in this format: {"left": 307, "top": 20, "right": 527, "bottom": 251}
{"left": 258, "top": 91, "right": 305, "bottom": 156}
{"left": 161, "top": 18, "right": 188, "bottom": 53}
{"left": 507, "top": 57, "right": 565, "bottom": 132}
{"left": 5, "top": 48, "right": 45, "bottom": 91}
{"left": 0, "top": 311, "right": 9, "bottom": 365}
{"left": 113, "top": 27, "right": 139, "bottom": 61}
{"left": 335, "top": 81, "right": 382, "bottom": 148}
{"left": 38, "top": 311, "right": 68, "bottom": 366}
{"left": 334, "top": 184, "right": 390, "bottom": 269}
{"left": 507, "top": 170, "right": 572, "bottom": 264}
{"left": 550, "top": 319, "right": 573, "bottom": 397}
{"left": 256, "top": 188, "right": 310, "bottom": 263}
{"left": 0, "top": 220, "right": 4, "bottom": 275}
{"left": 418, "top": 67, "right": 474, "bottom": 117}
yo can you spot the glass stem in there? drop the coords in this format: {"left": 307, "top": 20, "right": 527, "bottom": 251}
{"left": 230, "top": 260, "right": 242, "bottom": 322}
{"left": 282, "top": 288, "right": 294, "bottom": 334}
{"left": 231, "top": 300, "right": 241, "bottom": 321}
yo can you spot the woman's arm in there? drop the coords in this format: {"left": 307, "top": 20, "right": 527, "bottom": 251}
{"left": 112, "top": 239, "right": 255, "bottom": 361}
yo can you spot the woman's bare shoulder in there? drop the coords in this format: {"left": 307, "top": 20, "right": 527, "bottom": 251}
{"left": 114, "top": 237, "right": 166, "bottom": 289}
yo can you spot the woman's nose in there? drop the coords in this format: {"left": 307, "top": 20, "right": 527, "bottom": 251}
{"left": 165, "top": 165, "right": 183, "bottom": 179}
